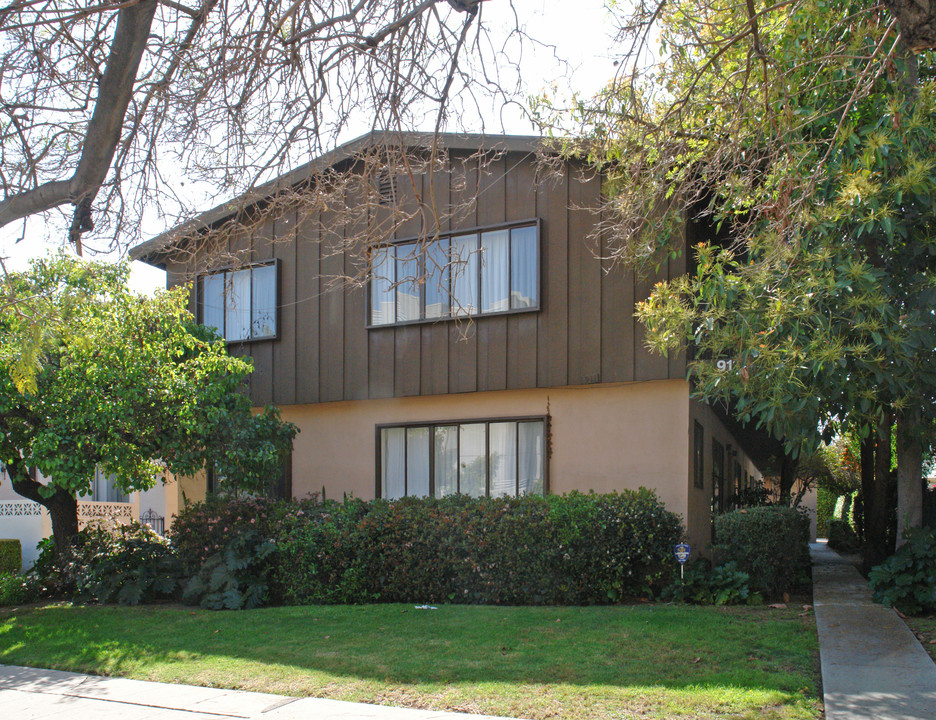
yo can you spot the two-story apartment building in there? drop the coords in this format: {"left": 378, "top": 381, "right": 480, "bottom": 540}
{"left": 131, "top": 133, "right": 772, "bottom": 548}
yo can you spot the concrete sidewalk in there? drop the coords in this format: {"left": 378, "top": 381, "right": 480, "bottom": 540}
{"left": 811, "top": 541, "right": 936, "bottom": 720}
{"left": 0, "top": 664, "right": 518, "bottom": 720}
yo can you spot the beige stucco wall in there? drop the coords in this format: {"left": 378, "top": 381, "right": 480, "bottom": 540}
{"left": 154, "top": 469, "right": 208, "bottom": 531}
{"left": 688, "top": 399, "right": 763, "bottom": 550}
{"left": 283, "top": 379, "right": 693, "bottom": 525}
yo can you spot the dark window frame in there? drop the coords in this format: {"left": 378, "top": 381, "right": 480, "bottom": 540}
{"left": 693, "top": 421, "right": 705, "bottom": 489}
{"left": 375, "top": 415, "right": 550, "bottom": 499}
{"left": 366, "top": 218, "right": 541, "bottom": 329}
{"left": 712, "top": 439, "right": 725, "bottom": 514}
{"left": 207, "top": 452, "right": 291, "bottom": 500}
{"left": 197, "top": 259, "right": 280, "bottom": 343}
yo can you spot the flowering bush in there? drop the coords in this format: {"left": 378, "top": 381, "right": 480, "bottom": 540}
{"left": 170, "top": 495, "right": 317, "bottom": 574}
{"left": 34, "top": 522, "right": 182, "bottom": 605}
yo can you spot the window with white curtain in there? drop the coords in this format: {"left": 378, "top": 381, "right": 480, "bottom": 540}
{"left": 378, "top": 417, "right": 547, "bottom": 499}
{"left": 198, "top": 261, "right": 278, "bottom": 341}
{"left": 369, "top": 221, "right": 539, "bottom": 326}
{"left": 91, "top": 468, "right": 129, "bottom": 503}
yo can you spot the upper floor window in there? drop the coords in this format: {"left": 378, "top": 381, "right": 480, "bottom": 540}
{"left": 378, "top": 417, "right": 547, "bottom": 499}
{"left": 369, "top": 220, "right": 539, "bottom": 326}
{"left": 198, "top": 261, "right": 278, "bottom": 342}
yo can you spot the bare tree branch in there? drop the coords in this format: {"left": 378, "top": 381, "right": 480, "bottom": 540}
{"left": 0, "top": 0, "right": 529, "bottom": 254}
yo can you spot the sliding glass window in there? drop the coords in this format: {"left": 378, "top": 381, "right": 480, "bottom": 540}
{"left": 378, "top": 418, "right": 547, "bottom": 499}
{"left": 198, "top": 261, "right": 278, "bottom": 342}
{"left": 369, "top": 221, "right": 539, "bottom": 326}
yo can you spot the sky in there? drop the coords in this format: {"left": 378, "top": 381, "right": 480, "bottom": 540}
{"left": 0, "top": 0, "right": 621, "bottom": 295}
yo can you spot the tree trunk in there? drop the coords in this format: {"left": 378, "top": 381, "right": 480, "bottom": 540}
{"left": 779, "top": 453, "right": 797, "bottom": 505}
{"left": 863, "top": 415, "right": 893, "bottom": 573}
{"left": 895, "top": 409, "right": 923, "bottom": 546}
{"left": 46, "top": 489, "right": 80, "bottom": 555}
{"left": 885, "top": 0, "right": 936, "bottom": 53}
{"left": 859, "top": 435, "right": 875, "bottom": 543}
{"left": 8, "top": 455, "right": 81, "bottom": 555}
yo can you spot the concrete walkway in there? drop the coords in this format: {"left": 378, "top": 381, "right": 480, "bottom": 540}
{"left": 0, "top": 664, "right": 517, "bottom": 720}
{"left": 811, "top": 541, "right": 936, "bottom": 720}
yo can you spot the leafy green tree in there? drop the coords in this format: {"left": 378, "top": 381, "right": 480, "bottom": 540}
{"left": 0, "top": 255, "right": 297, "bottom": 554}
{"left": 547, "top": 0, "right": 936, "bottom": 565}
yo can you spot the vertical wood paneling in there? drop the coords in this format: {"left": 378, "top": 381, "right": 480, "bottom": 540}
{"left": 368, "top": 329, "right": 396, "bottom": 398}
{"left": 420, "top": 159, "right": 451, "bottom": 396}
{"left": 567, "top": 165, "right": 602, "bottom": 385}
{"left": 447, "top": 151, "right": 479, "bottom": 394}
{"left": 295, "top": 209, "right": 320, "bottom": 404}
{"left": 537, "top": 163, "right": 569, "bottom": 388}
{"left": 368, "top": 184, "right": 396, "bottom": 399}
{"left": 477, "top": 153, "right": 507, "bottom": 392}
{"left": 343, "top": 186, "right": 369, "bottom": 401}
{"left": 600, "top": 228, "right": 636, "bottom": 385}
{"left": 250, "top": 218, "right": 275, "bottom": 407}
{"left": 227, "top": 226, "right": 252, "bottom": 394}
{"left": 273, "top": 209, "right": 297, "bottom": 406}
{"left": 506, "top": 155, "right": 538, "bottom": 389}
{"left": 319, "top": 207, "right": 345, "bottom": 402}
{"left": 634, "top": 263, "right": 670, "bottom": 381}
{"left": 393, "top": 161, "right": 423, "bottom": 398}
{"left": 163, "top": 144, "right": 699, "bottom": 414}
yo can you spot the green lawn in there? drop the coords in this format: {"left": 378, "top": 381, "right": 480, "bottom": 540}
{"left": 905, "top": 614, "right": 936, "bottom": 665}
{"left": 0, "top": 602, "right": 821, "bottom": 720}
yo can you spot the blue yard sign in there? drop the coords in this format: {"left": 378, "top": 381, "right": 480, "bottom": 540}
{"left": 674, "top": 543, "right": 690, "bottom": 579}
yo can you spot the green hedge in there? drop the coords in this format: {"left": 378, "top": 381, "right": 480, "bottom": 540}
{"left": 869, "top": 527, "right": 936, "bottom": 615}
{"left": 0, "top": 539, "right": 21, "bottom": 574}
{"left": 713, "top": 506, "right": 811, "bottom": 599}
{"left": 827, "top": 518, "right": 861, "bottom": 553}
{"left": 173, "top": 490, "right": 683, "bottom": 606}
{"left": 816, "top": 487, "right": 837, "bottom": 538}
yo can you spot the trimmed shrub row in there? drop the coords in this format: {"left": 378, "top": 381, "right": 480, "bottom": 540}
{"left": 0, "top": 539, "right": 21, "bottom": 574}
{"left": 172, "top": 489, "right": 684, "bottom": 606}
{"left": 713, "top": 506, "right": 811, "bottom": 599}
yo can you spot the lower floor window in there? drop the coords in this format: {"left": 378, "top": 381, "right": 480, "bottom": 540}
{"left": 379, "top": 418, "right": 547, "bottom": 499}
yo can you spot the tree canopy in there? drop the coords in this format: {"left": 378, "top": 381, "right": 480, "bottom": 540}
{"left": 0, "top": 255, "right": 297, "bottom": 551}
{"left": 543, "top": 0, "right": 936, "bottom": 560}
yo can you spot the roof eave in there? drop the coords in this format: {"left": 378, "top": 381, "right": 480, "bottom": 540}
{"left": 130, "top": 131, "right": 545, "bottom": 265}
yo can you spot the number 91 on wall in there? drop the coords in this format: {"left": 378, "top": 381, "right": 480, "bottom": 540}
{"left": 716, "top": 359, "right": 734, "bottom": 372}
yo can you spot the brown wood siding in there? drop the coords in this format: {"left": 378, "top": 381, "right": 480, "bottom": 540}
{"left": 505, "top": 155, "right": 538, "bottom": 389}
{"left": 420, "top": 166, "right": 452, "bottom": 396}
{"left": 318, "top": 205, "right": 345, "bottom": 403}
{"left": 477, "top": 154, "right": 507, "bottom": 393}
{"left": 294, "top": 208, "right": 320, "bottom": 405}
{"left": 272, "top": 210, "right": 298, "bottom": 405}
{"left": 447, "top": 150, "right": 479, "bottom": 395}
{"left": 567, "top": 166, "right": 602, "bottom": 386}
{"left": 180, "top": 151, "right": 688, "bottom": 408}
{"left": 249, "top": 219, "right": 275, "bottom": 406}
{"left": 537, "top": 165, "right": 569, "bottom": 389}
{"left": 392, "top": 163, "right": 424, "bottom": 398}
{"left": 343, "top": 186, "right": 369, "bottom": 402}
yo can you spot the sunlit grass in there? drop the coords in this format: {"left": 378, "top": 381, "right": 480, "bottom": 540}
{"left": 0, "top": 602, "right": 821, "bottom": 720}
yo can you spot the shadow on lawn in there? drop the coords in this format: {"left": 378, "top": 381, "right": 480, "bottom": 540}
{"left": 0, "top": 602, "right": 820, "bottom": 696}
